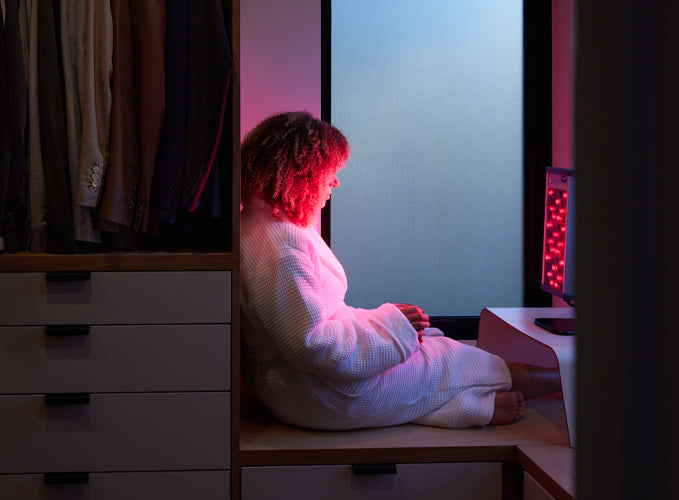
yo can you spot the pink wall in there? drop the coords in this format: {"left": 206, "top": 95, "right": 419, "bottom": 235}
{"left": 240, "top": 0, "right": 321, "bottom": 139}
{"left": 552, "top": 0, "right": 574, "bottom": 307}
{"left": 552, "top": 0, "right": 573, "bottom": 170}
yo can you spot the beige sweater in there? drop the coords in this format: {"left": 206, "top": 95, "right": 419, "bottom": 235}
{"left": 240, "top": 199, "right": 511, "bottom": 429}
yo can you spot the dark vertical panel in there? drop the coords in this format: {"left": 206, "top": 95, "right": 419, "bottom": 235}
{"left": 576, "top": 2, "right": 679, "bottom": 498}
{"left": 320, "top": 0, "right": 332, "bottom": 246}
{"left": 321, "top": 0, "right": 331, "bottom": 122}
{"left": 221, "top": 0, "right": 236, "bottom": 252}
{"left": 523, "top": 0, "right": 552, "bottom": 307}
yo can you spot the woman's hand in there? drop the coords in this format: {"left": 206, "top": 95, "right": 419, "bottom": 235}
{"left": 393, "top": 303, "right": 431, "bottom": 337}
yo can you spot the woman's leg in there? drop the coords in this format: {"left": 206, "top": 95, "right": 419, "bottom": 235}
{"left": 505, "top": 362, "right": 562, "bottom": 400}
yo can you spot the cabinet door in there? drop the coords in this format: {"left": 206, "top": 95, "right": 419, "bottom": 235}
{"left": 0, "top": 393, "right": 230, "bottom": 473}
{"left": 242, "top": 463, "right": 502, "bottom": 500}
{"left": 0, "top": 271, "right": 230, "bottom": 325}
{"left": 0, "top": 324, "right": 230, "bottom": 393}
{"left": 0, "top": 471, "right": 230, "bottom": 500}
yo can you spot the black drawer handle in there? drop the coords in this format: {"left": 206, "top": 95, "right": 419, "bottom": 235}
{"left": 352, "top": 463, "right": 398, "bottom": 475}
{"left": 45, "top": 271, "right": 91, "bottom": 282}
{"left": 44, "top": 472, "right": 90, "bottom": 484}
{"left": 45, "top": 325, "right": 90, "bottom": 336}
{"left": 45, "top": 393, "right": 91, "bottom": 405}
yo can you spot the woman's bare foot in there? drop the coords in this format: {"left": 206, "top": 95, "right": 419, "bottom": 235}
{"left": 490, "top": 391, "right": 525, "bottom": 425}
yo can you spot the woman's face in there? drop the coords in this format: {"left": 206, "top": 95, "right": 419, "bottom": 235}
{"left": 318, "top": 167, "right": 341, "bottom": 209}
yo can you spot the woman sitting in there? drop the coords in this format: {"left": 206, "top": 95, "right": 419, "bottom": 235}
{"left": 239, "top": 111, "right": 559, "bottom": 430}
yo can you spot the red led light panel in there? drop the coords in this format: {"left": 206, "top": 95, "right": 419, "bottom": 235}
{"left": 540, "top": 167, "right": 575, "bottom": 300}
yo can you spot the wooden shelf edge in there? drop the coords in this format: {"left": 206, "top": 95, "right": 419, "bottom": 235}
{"left": 0, "top": 251, "right": 234, "bottom": 271}
{"left": 516, "top": 445, "right": 575, "bottom": 500}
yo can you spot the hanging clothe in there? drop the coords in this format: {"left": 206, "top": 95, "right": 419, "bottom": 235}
{"left": 2, "top": 0, "right": 29, "bottom": 254}
{"left": 19, "top": 0, "right": 46, "bottom": 252}
{"left": 75, "top": 0, "right": 112, "bottom": 243}
{"left": 0, "top": 0, "right": 11, "bottom": 252}
{"left": 60, "top": 0, "right": 98, "bottom": 244}
{"left": 101, "top": 0, "right": 165, "bottom": 234}
{"left": 155, "top": 0, "right": 232, "bottom": 222}
{"left": 37, "top": 0, "right": 76, "bottom": 253}
{"left": 10, "top": 0, "right": 233, "bottom": 253}
{"left": 182, "top": 0, "right": 232, "bottom": 213}
{"left": 155, "top": 0, "right": 189, "bottom": 224}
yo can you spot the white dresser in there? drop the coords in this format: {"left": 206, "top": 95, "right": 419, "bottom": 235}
{"left": 0, "top": 269, "right": 233, "bottom": 499}
{"left": 0, "top": 0, "right": 241, "bottom": 495}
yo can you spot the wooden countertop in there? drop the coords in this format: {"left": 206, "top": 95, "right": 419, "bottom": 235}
{"left": 240, "top": 393, "right": 569, "bottom": 466}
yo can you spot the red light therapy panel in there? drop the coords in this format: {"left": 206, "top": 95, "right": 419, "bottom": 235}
{"left": 541, "top": 167, "right": 575, "bottom": 301}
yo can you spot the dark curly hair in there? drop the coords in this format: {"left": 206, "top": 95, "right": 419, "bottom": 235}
{"left": 241, "top": 111, "right": 350, "bottom": 227}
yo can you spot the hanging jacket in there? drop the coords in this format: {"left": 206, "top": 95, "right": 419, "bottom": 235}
{"left": 101, "top": 0, "right": 165, "bottom": 233}
{"left": 37, "top": 0, "right": 76, "bottom": 253}
{"left": 182, "top": 0, "right": 232, "bottom": 213}
{"left": 2, "top": 0, "right": 29, "bottom": 253}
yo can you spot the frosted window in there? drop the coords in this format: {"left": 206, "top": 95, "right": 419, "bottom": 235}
{"left": 331, "top": 0, "right": 524, "bottom": 316}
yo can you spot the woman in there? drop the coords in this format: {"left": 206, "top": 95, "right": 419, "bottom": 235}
{"left": 240, "top": 111, "right": 558, "bottom": 430}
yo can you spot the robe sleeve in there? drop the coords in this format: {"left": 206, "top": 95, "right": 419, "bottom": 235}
{"left": 247, "top": 245, "right": 420, "bottom": 380}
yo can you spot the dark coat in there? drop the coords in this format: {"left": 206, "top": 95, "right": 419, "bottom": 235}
{"left": 182, "top": 0, "right": 232, "bottom": 213}
{"left": 155, "top": 0, "right": 190, "bottom": 224}
{"left": 3, "top": 0, "right": 29, "bottom": 253}
{"left": 38, "top": 0, "right": 76, "bottom": 253}
{"left": 100, "top": 0, "right": 165, "bottom": 233}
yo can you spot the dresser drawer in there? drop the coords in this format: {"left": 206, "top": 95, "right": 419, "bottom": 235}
{"left": 0, "top": 271, "right": 230, "bottom": 325}
{"left": 0, "top": 470, "right": 230, "bottom": 500}
{"left": 242, "top": 463, "right": 502, "bottom": 500}
{"left": 1, "top": 393, "right": 230, "bottom": 473}
{"left": 0, "top": 324, "right": 230, "bottom": 393}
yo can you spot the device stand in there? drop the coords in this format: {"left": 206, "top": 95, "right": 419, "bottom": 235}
{"left": 477, "top": 307, "right": 576, "bottom": 447}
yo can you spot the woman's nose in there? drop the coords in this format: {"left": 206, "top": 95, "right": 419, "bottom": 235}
{"left": 331, "top": 175, "right": 340, "bottom": 187}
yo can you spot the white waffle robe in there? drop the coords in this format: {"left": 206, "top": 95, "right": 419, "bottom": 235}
{"left": 240, "top": 199, "right": 512, "bottom": 429}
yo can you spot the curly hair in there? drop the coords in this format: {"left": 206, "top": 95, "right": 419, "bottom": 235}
{"left": 241, "top": 111, "right": 350, "bottom": 227}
